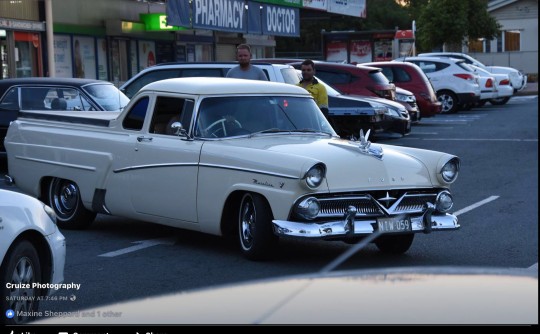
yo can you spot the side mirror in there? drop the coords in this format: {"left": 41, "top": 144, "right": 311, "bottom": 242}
{"left": 170, "top": 121, "right": 187, "bottom": 137}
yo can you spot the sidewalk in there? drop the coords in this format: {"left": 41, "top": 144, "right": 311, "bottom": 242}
{"left": 516, "top": 81, "right": 537, "bottom": 96}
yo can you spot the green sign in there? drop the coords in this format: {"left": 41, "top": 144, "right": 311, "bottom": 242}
{"left": 254, "top": 0, "right": 303, "bottom": 8}
{"left": 140, "top": 13, "right": 186, "bottom": 31}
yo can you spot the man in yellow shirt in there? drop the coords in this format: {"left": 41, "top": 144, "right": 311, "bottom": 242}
{"left": 297, "top": 59, "right": 330, "bottom": 121}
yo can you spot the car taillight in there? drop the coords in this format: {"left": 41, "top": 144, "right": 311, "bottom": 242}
{"left": 499, "top": 79, "right": 510, "bottom": 85}
{"left": 485, "top": 78, "right": 494, "bottom": 88}
{"left": 454, "top": 73, "right": 475, "bottom": 81}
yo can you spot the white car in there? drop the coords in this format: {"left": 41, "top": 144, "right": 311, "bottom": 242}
{"left": 418, "top": 52, "right": 528, "bottom": 92}
{"left": 468, "top": 64, "right": 514, "bottom": 106}
{"left": 5, "top": 78, "right": 460, "bottom": 260}
{"left": 394, "top": 56, "right": 481, "bottom": 114}
{"left": 0, "top": 189, "right": 66, "bottom": 324}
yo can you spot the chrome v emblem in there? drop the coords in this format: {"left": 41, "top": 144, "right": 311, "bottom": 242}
{"left": 356, "top": 129, "right": 384, "bottom": 160}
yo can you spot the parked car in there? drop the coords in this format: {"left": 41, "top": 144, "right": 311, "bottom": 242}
{"left": 119, "top": 62, "right": 300, "bottom": 99}
{"left": 256, "top": 59, "right": 420, "bottom": 123}
{"left": 468, "top": 64, "right": 514, "bottom": 106}
{"left": 120, "top": 61, "right": 395, "bottom": 140}
{"left": 0, "top": 189, "right": 66, "bottom": 325}
{"left": 362, "top": 61, "right": 442, "bottom": 118}
{"left": 5, "top": 78, "right": 460, "bottom": 260}
{"left": 393, "top": 56, "right": 481, "bottom": 114}
{"left": 294, "top": 69, "right": 410, "bottom": 138}
{"left": 418, "top": 52, "right": 527, "bottom": 92}
{"left": 0, "top": 78, "right": 129, "bottom": 156}
{"left": 286, "top": 61, "right": 420, "bottom": 122}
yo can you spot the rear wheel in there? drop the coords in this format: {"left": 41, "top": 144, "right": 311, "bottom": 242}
{"left": 48, "top": 178, "right": 96, "bottom": 229}
{"left": 238, "top": 193, "right": 278, "bottom": 260}
{"left": 0, "top": 240, "right": 42, "bottom": 324}
{"left": 489, "top": 96, "right": 511, "bottom": 105}
{"left": 375, "top": 234, "right": 415, "bottom": 254}
{"left": 437, "top": 90, "right": 459, "bottom": 114}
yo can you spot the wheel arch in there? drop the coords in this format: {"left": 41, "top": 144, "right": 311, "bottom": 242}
{"left": 220, "top": 190, "right": 274, "bottom": 238}
{"left": 2, "top": 231, "right": 53, "bottom": 296}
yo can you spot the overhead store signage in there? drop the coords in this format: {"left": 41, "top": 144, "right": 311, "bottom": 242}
{"left": 193, "top": 0, "right": 246, "bottom": 32}
{"left": 255, "top": 0, "right": 303, "bottom": 8}
{"left": 262, "top": 4, "right": 299, "bottom": 36}
{"left": 140, "top": 13, "right": 185, "bottom": 31}
{"left": 303, "top": 0, "right": 327, "bottom": 11}
{"left": 327, "top": 0, "right": 366, "bottom": 18}
{"left": 166, "top": 0, "right": 299, "bottom": 37}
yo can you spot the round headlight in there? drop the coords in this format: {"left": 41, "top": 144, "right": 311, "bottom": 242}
{"left": 304, "top": 163, "right": 326, "bottom": 189}
{"left": 295, "top": 197, "right": 320, "bottom": 220}
{"left": 435, "top": 191, "right": 454, "bottom": 212}
{"left": 441, "top": 157, "right": 460, "bottom": 183}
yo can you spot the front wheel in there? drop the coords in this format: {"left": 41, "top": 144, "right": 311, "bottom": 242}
{"left": 48, "top": 178, "right": 96, "bottom": 229}
{"left": 238, "top": 193, "right": 278, "bottom": 260}
{"left": 374, "top": 234, "right": 415, "bottom": 254}
{"left": 0, "top": 240, "right": 42, "bottom": 324}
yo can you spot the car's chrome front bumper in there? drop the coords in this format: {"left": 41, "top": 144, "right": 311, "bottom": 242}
{"left": 272, "top": 210, "right": 459, "bottom": 238}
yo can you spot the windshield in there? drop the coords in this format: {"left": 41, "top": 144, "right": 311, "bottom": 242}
{"left": 83, "top": 83, "right": 130, "bottom": 111}
{"left": 194, "top": 95, "right": 336, "bottom": 138}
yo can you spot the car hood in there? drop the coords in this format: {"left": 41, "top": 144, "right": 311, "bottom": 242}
{"left": 34, "top": 267, "right": 537, "bottom": 325}
{"left": 199, "top": 136, "right": 449, "bottom": 191}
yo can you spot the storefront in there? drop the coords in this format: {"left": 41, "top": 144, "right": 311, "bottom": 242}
{"left": 0, "top": 18, "right": 45, "bottom": 79}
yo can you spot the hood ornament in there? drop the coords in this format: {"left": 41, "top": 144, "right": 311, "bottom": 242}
{"left": 354, "top": 129, "right": 384, "bottom": 160}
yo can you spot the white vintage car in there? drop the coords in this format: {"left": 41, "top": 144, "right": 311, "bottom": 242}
{"left": 5, "top": 77, "right": 460, "bottom": 260}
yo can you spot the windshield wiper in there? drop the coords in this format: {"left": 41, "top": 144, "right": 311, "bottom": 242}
{"left": 290, "top": 129, "right": 334, "bottom": 136}
{"left": 249, "top": 128, "right": 288, "bottom": 137}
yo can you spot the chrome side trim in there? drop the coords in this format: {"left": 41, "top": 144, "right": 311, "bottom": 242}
{"left": 114, "top": 162, "right": 299, "bottom": 179}
{"left": 14, "top": 155, "right": 97, "bottom": 171}
{"left": 114, "top": 162, "right": 197, "bottom": 173}
{"left": 200, "top": 163, "right": 299, "bottom": 179}
{"left": 272, "top": 213, "right": 459, "bottom": 238}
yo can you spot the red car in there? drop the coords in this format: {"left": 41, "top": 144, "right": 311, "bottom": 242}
{"left": 363, "top": 61, "right": 442, "bottom": 118}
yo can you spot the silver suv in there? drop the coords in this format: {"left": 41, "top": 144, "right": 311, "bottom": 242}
{"left": 120, "top": 62, "right": 300, "bottom": 98}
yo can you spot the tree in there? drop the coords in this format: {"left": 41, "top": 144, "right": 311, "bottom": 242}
{"left": 404, "top": 0, "right": 500, "bottom": 51}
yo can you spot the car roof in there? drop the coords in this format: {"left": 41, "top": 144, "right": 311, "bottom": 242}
{"left": 0, "top": 78, "right": 113, "bottom": 95}
{"left": 393, "top": 56, "right": 465, "bottom": 64}
{"left": 289, "top": 61, "right": 383, "bottom": 73}
{"left": 140, "top": 77, "right": 311, "bottom": 96}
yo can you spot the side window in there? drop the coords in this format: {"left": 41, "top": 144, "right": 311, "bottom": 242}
{"left": 0, "top": 87, "right": 19, "bottom": 110}
{"left": 48, "top": 88, "right": 93, "bottom": 111}
{"left": 123, "top": 96, "right": 149, "bottom": 130}
{"left": 123, "top": 70, "right": 180, "bottom": 98}
{"left": 19, "top": 87, "right": 48, "bottom": 110}
{"left": 380, "top": 67, "right": 394, "bottom": 82}
{"left": 434, "top": 62, "right": 450, "bottom": 71}
{"left": 315, "top": 70, "right": 350, "bottom": 85}
{"left": 150, "top": 96, "right": 190, "bottom": 135}
{"left": 180, "top": 68, "right": 224, "bottom": 77}
{"left": 394, "top": 68, "right": 411, "bottom": 83}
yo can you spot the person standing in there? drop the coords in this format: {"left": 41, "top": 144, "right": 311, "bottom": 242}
{"left": 226, "top": 44, "right": 268, "bottom": 81}
{"left": 297, "top": 59, "right": 329, "bottom": 120}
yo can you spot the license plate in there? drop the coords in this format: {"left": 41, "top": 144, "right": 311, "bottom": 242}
{"left": 377, "top": 216, "right": 412, "bottom": 233}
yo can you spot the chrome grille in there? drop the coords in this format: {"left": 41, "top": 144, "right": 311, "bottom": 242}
{"left": 307, "top": 190, "right": 440, "bottom": 219}
{"left": 319, "top": 196, "right": 382, "bottom": 216}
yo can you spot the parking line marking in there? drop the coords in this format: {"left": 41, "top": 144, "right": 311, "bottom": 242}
{"left": 454, "top": 196, "right": 499, "bottom": 216}
{"left": 99, "top": 237, "right": 176, "bottom": 257}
